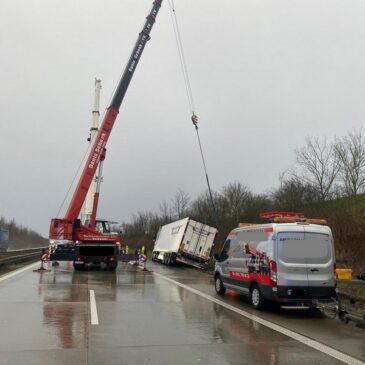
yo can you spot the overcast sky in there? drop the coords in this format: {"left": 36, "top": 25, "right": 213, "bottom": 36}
{"left": 1, "top": 0, "right": 365, "bottom": 236}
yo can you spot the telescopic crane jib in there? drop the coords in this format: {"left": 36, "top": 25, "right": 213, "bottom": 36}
{"left": 49, "top": 0, "right": 163, "bottom": 245}
{"left": 83, "top": 78, "right": 102, "bottom": 225}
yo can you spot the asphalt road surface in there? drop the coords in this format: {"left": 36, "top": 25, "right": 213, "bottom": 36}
{"left": 0, "top": 261, "right": 364, "bottom": 365}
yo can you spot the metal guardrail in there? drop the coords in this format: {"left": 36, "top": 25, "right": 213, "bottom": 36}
{"left": 0, "top": 251, "right": 43, "bottom": 267}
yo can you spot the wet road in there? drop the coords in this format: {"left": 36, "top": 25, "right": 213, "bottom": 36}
{"left": 0, "top": 261, "right": 363, "bottom": 365}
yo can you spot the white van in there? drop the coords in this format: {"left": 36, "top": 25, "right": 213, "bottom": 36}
{"left": 214, "top": 212, "right": 337, "bottom": 309}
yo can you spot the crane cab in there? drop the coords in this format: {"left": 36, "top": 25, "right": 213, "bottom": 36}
{"left": 84, "top": 219, "right": 117, "bottom": 234}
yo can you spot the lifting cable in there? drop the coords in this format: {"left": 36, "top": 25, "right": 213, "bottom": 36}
{"left": 167, "top": 0, "right": 219, "bottom": 228}
{"left": 55, "top": 143, "right": 91, "bottom": 218}
{"left": 54, "top": 105, "right": 108, "bottom": 218}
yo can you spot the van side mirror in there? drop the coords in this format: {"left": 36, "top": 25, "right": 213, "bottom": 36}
{"left": 214, "top": 253, "right": 220, "bottom": 261}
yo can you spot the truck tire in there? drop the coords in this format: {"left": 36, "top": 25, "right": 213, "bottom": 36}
{"left": 250, "top": 284, "right": 265, "bottom": 310}
{"left": 164, "top": 253, "right": 171, "bottom": 265}
{"left": 215, "top": 274, "right": 226, "bottom": 295}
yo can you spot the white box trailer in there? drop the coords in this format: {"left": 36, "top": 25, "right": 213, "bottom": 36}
{"left": 152, "top": 217, "right": 218, "bottom": 268}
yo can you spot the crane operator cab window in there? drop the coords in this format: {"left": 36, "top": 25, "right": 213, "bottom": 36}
{"left": 95, "top": 220, "right": 111, "bottom": 234}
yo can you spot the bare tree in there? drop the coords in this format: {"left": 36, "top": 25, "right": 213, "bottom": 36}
{"left": 0, "top": 216, "right": 47, "bottom": 249}
{"left": 273, "top": 174, "right": 317, "bottom": 210}
{"left": 190, "top": 190, "right": 220, "bottom": 227}
{"left": 335, "top": 129, "right": 365, "bottom": 196}
{"left": 221, "top": 182, "right": 251, "bottom": 224}
{"left": 121, "top": 211, "right": 161, "bottom": 237}
{"left": 159, "top": 200, "right": 172, "bottom": 224}
{"left": 171, "top": 189, "right": 190, "bottom": 219}
{"left": 294, "top": 136, "right": 341, "bottom": 201}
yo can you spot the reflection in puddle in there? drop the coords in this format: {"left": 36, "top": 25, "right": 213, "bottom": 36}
{"left": 43, "top": 302, "right": 87, "bottom": 348}
{"left": 39, "top": 264, "right": 117, "bottom": 349}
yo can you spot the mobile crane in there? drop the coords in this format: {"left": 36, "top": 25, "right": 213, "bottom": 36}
{"left": 49, "top": 0, "right": 163, "bottom": 270}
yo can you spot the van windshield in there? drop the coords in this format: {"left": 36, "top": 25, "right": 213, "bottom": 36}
{"left": 277, "top": 232, "right": 331, "bottom": 264}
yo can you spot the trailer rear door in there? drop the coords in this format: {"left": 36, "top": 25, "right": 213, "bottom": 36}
{"left": 182, "top": 220, "right": 216, "bottom": 260}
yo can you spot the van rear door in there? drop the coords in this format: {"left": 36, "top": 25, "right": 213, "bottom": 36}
{"left": 277, "top": 230, "right": 309, "bottom": 290}
{"left": 303, "top": 231, "right": 335, "bottom": 295}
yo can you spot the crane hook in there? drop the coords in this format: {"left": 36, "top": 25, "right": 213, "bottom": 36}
{"left": 191, "top": 113, "right": 198, "bottom": 128}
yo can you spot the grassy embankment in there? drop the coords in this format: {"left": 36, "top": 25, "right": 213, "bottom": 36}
{"left": 337, "top": 280, "right": 365, "bottom": 317}
{"left": 0, "top": 262, "right": 36, "bottom": 277}
{"left": 302, "top": 193, "right": 365, "bottom": 274}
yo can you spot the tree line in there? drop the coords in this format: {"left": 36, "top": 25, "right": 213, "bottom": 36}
{"left": 121, "top": 129, "right": 365, "bottom": 272}
{"left": 0, "top": 216, "right": 47, "bottom": 250}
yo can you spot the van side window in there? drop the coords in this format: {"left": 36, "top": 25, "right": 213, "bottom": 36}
{"left": 237, "top": 231, "right": 273, "bottom": 260}
{"left": 220, "top": 240, "right": 231, "bottom": 261}
{"left": 231, "top": 237, "right": 245, "bottom": 259}
{"left": 256, "top": 239, "right": 273, "bottom": 260}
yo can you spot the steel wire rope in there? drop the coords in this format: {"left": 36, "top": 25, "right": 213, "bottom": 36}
{"left": 55, "top": 108, "right": 108, "bottom": 218}
{"left": 167, "top": 0, "right": 219, "bottom": 228}
{"left": 55, "top": 143, "right": 92, "bottom": 218}
{"left": 168, "top": 0, "right": 195, "bottom": 112}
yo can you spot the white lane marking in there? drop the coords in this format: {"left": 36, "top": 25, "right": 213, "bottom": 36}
{"left": 153, "top": 272, "right": 365, "bottom": 365}
{"left": 0, "top": 261, "right": 40, "bottom": 283}
{"left": 89, "top": 290, "right": 99, "bottom": 325}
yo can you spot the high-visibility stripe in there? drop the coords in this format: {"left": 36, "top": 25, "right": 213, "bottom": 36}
{"left": 229, "top": 271, "right": 270, "bottom": 284}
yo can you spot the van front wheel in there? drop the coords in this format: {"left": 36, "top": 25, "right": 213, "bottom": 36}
{"left": 215, "top": 274, "right": 226, "bottom": 295}
{"left": 251, "top": 285, "right": 265, "bottom": 309}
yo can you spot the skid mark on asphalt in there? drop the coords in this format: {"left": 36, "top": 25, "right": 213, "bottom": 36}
{"left": 153, "top": 271, "right": 364, "bottom": 365}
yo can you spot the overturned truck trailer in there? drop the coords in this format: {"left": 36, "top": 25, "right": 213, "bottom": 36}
{"left": 152, "top": 217, "right": 217, "bottom": 269}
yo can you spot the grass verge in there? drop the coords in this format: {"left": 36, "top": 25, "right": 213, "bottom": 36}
{"left": 337, "top": 280, "right": 365, "bottom": 318}
{"left": 0, "top": 261, "right": 37, "bottom": 277}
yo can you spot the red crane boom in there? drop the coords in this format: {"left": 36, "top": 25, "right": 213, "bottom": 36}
{"left": 50, "top": 0, "right": 163, "bottom": 244}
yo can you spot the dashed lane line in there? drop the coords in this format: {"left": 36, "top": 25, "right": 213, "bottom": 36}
{"left": 0, "top": 262, "right": 101, "bottom": 326}
{"left": 90, "top": 289, "right": 99, "bottom": 325}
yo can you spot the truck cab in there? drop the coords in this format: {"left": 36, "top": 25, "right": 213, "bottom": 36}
{"left": 50, "top": 219, "right": 121, "bottom": 271}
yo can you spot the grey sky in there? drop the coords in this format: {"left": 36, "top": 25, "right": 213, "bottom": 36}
{"left": 1, "top": 0, "right": 365, "bottom": 236}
